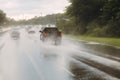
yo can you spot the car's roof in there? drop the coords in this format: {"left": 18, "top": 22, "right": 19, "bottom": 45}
{"left": 41, "top": 27, "right": 58, "bottom": 30}
{"left": 45, "top": 27, "right": 58, "bottom": 29}
{"left": 42, "top": 27, "right": 57, "bottom": 29}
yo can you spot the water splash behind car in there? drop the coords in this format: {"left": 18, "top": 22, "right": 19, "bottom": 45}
{"left": 39, "top": 27, "right": 62, "bottom": 45}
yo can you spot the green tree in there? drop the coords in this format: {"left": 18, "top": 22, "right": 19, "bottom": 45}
{"left": 66, "top": 0, "right": 105, "bottom": 34}
{"left": 99, "top": 0, "right": 120, "bottom": 25}
{"left": 101, "top": 0, "right": 120, "bottom": 37}
{"left": 0, "top": 10, "right": 6, "bottom": 26}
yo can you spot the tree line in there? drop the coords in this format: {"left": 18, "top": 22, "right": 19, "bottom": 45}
{"left": 57, "top": 0, "right": 120, "bottom": 37}
{"left": 1, "top": 0, "right": 120, "bottom": 37}
{"left": 8, "top": 14, "right": 62, "bottom": 25}
{"left": 0, "top": 10, "right": 6, "bottom": 26}
{"left": 0, "top": 9, "right": 62, "bottom": 26}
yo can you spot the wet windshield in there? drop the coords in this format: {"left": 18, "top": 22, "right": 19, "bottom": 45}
{"left": 0, "top": 0, "right": 120, "bottom": 80}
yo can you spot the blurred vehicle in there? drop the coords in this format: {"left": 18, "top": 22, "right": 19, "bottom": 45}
{"left": 25, "top": 26, "right": 32, "bottom": 31}
{"left": 28, "top": 29, "right": 35, "bottom": 34}
{"left": 39, "top": 27, "right": 62, "bottom": 45}
{"left": 11, "top": 30, "right": 20, "bottom": 38}
{"left": 0, "top": 28, "right": 3, "bottom": 33}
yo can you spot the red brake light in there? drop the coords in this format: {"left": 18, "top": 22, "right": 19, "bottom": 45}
{"left": 59, "top": 32, "right": 62, "bottom": 37}
{"left": 43, "top": 32, "right": 47, "bottom": 37}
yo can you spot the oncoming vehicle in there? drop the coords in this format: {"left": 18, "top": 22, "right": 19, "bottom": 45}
{"left": 39, "top": 27, "right": 62, "bottom": 45}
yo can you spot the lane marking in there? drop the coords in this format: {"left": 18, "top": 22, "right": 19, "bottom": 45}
{"left": 70, "top": 58, "right": 120, "bottom": 80}
{"left": 25, "top": 53, "right": 45, "bottom": 80}
{"left": 63, "top": 67, "right": 75, "bottom": 77}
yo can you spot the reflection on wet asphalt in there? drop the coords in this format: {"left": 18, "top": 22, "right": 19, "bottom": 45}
{"left": 0, "top": 29, "right": 73, "bottom": 80}
{"left": 68, "top": 38, "right": 120, "bottom": 61}
{"left": 70, "top": 60, "right": 105, "bottom": 80}
{"left": 0, "top": 27, "right": 120, "bottom": 80}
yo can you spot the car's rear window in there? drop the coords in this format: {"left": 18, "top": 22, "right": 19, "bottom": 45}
{"left": 44, "top": 28, "right": 58, "bottom": 33}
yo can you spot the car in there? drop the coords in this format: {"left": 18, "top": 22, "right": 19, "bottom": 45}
{"left": 11, "top": 30, "right": 20, "bottom": 38}
{"left": 0, "top": 29, "right": 2, "bottom": 33}
{"left": 39, "top": 27, "right": 62, "bottom": 45}
{"left": 28, "top": 29, "right": 35, "bottom": 34}
{"left": 25, "top": 26, "right": 32, "bottom": 30}
{"left": 28, "top": 30, "right": 35, "bottom": 33}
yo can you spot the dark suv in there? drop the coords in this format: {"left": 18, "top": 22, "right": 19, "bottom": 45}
{"left": 39, "top": 27, "right": 62, "bottom": 45}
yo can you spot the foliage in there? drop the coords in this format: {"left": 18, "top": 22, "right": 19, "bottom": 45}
{"left": 66, "top": 0, "right": 105, "bottom": 34}
{"left": 57, "top": 0, "right": 120, "bottom": 37}
{"left": 0, "top": 10, "right": 6, "bottom": 26}
{"left": 12, "top": 14, "right": 63, "bottom": 25}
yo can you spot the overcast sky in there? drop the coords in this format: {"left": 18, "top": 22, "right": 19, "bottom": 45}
{"left": 0, "top": 0, "right": 69, "bottom": 20}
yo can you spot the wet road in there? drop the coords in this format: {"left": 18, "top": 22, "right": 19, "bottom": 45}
{"left": 0, "top": 26, "right": 120, "bottom": 80}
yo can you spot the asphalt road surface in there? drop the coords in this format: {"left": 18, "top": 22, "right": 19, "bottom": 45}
{"left": 0, "top": 26, "right": 120, "bottom": 80}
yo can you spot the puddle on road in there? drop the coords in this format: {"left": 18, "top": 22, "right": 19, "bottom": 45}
{"left": 69, "top": 58, "right": 120, "bottom": 80}
{"left": 83, "top": 44, "right": 120, "bottom": 61}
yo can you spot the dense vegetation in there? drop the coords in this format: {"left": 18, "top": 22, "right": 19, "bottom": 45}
{"left": 57, "top": 0, "right": 120, "bottom": 37}
{"left": 4, "top": 0, "right": 120, "bottom": 37}
{"left": 0, "top": 10, "right": 7, "bottom": 26}
{"left": 9, "top": 14, "right": 62, "bottom": 25}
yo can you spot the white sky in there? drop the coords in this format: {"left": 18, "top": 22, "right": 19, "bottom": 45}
{"left": 0, "top": 0, "right": 69, "bottom": 20}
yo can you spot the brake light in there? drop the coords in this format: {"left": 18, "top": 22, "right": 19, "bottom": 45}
{"left": 43, "top": 32, "right": 47, "bottom": 37}
{"left": 59, "top": 32, "right": 62, "bottom": 37}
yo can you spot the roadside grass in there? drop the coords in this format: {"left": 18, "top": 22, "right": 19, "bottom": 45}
{"left": 68, "top": 35, "right": 120, "bottom": 47}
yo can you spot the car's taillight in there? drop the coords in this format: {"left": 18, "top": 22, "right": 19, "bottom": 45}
{"left": 59, "top": 32, "right": 62, "bottom": 37}
{"left": 43, "top": 32, "right": 47, "bottom": 37}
